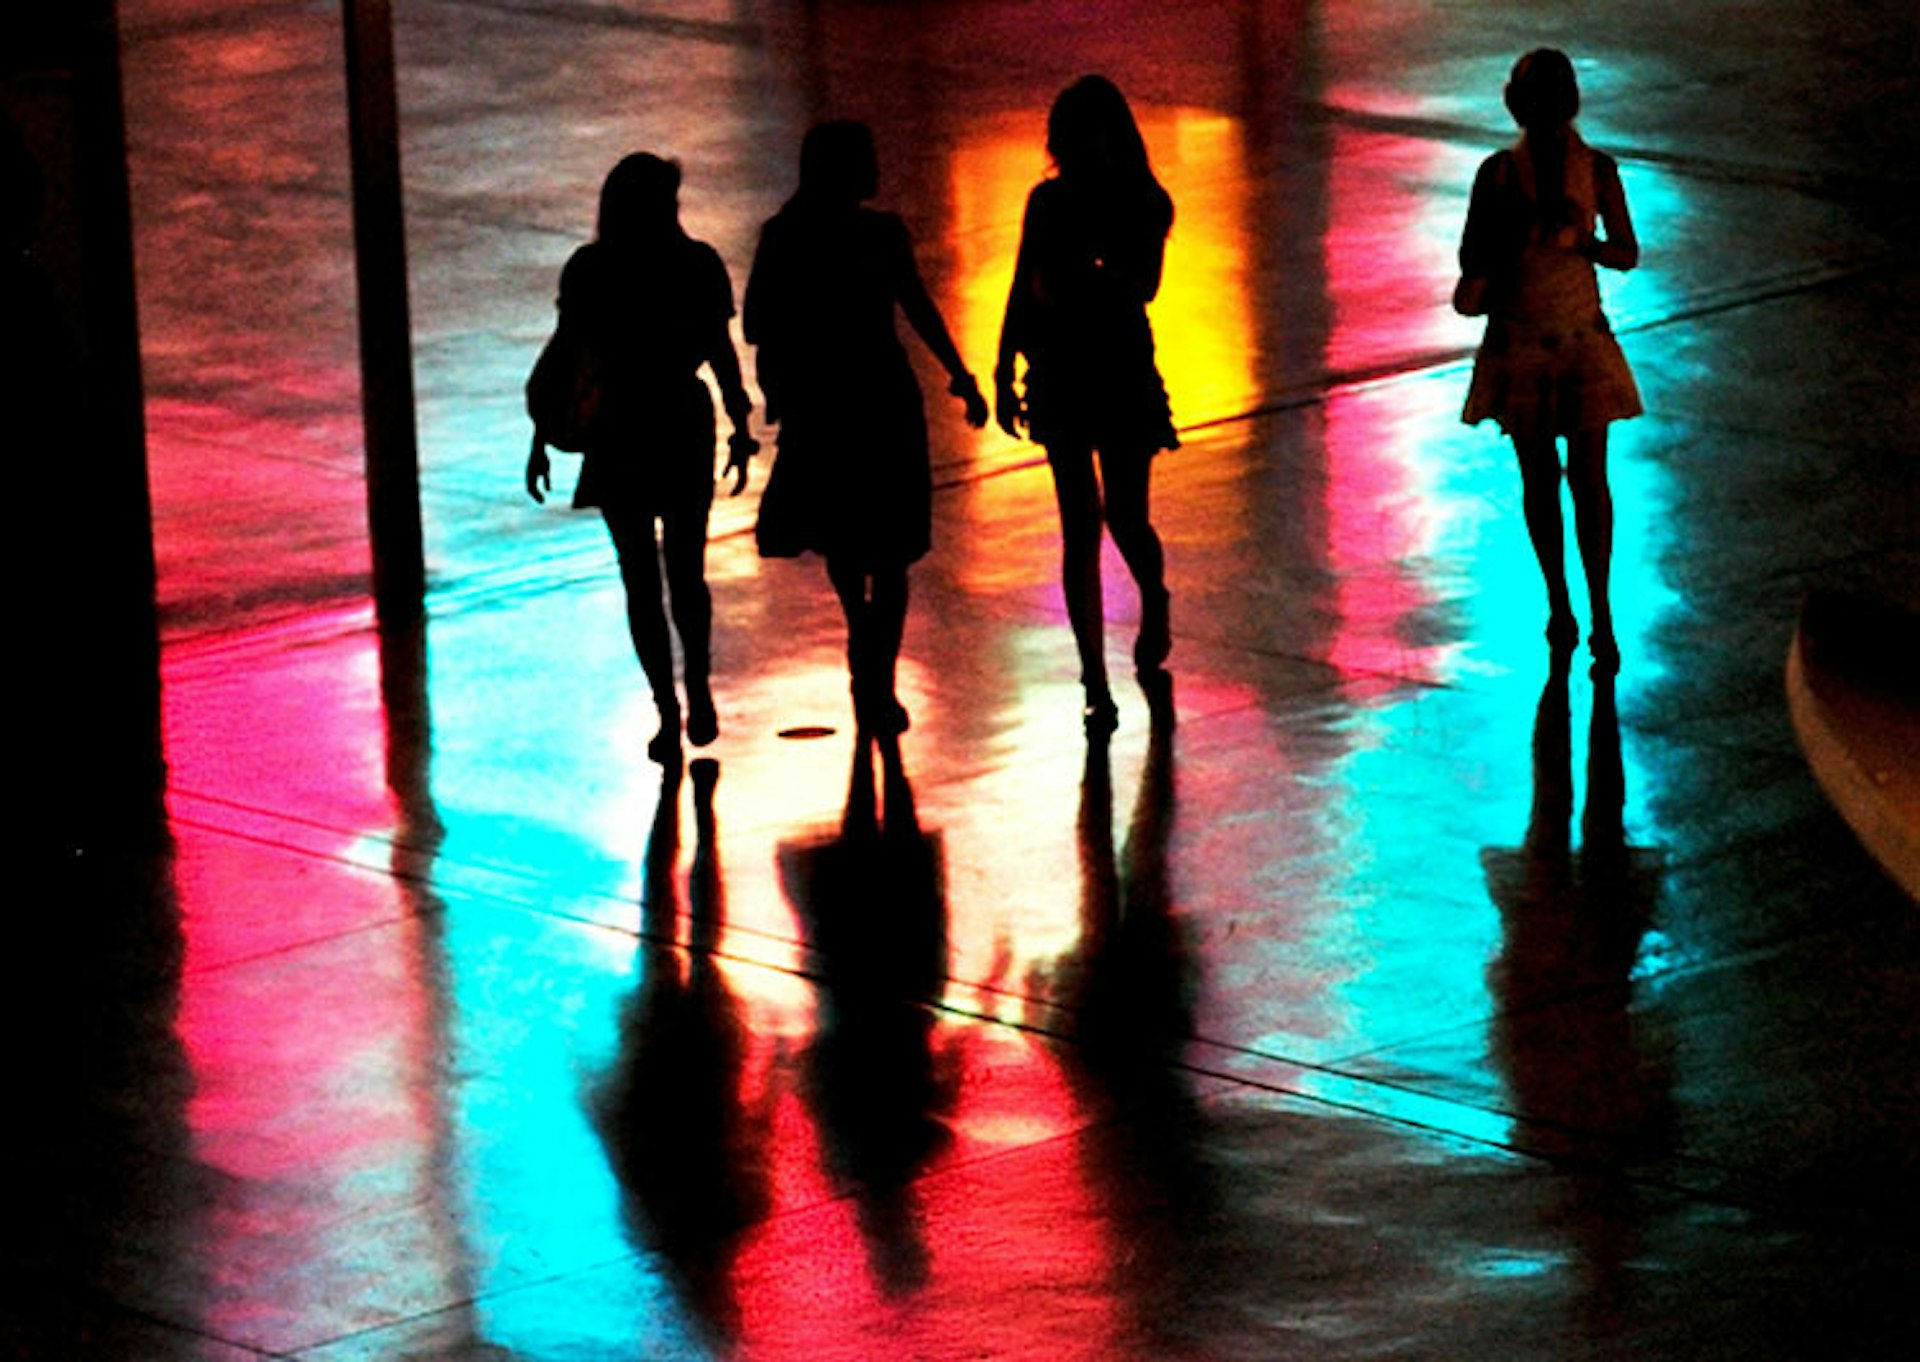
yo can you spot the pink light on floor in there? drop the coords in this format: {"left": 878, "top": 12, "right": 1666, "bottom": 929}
{"left": 162, "top": 621, "right": 459, "bottom": 1350}
{"left": 1317, "top": 125, "right": 1462, "bottom": 686}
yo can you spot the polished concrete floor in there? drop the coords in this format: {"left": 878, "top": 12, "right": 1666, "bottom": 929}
{"left": 34, "top": 1, "right": 1920, "bottom": 1358}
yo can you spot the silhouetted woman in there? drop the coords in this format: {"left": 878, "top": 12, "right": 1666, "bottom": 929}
{"left": 745, "top": 121, "right": 987, "bottom": 737}
{"left": 527, "top": 153, "right": 757, "bottom": 762}
{"left": 996, "top": 75, "right": 1178, "bottom": 735}
{"left": 1457, "top": 50, "right": 1642, "bottom": 674}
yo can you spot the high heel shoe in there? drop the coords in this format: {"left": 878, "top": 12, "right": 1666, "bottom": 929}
{"left": 866, "top": 695, "right": 911, "bottom": 737}
{"left": 1083, "top": 685, "right": 1119, "bottom": 738}
{"left": 851, "top": 679, "right": 910, "bottom": 737}
{"left": 647, "top": 705, "right": 682, "bottom": 765}
{"left": 686, "top": 682, "right": 718, "bottom": 748}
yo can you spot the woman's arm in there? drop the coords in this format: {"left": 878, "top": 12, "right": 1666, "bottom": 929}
{"left": 528, "top": 249, "right": 587, "bottom": 502}
{"left": 1117, "top": 186, "right": 1173, "bottom": 303}
{"left": 1457, "top": 153, "right": 1511, "bottom": 279}
{"left": 1582, "top": 153, "right": 1639, "bottom": 272}
{"left": 701, "top": 252, "right": 754, "bottom": 428}
{"left": 892, "top": 219, "right": 988, "bottom": 428}
{"left": 707, "top": 323, "right": 758, "bottom": 491}
{"left": 1453, "top": 153, "right": 1515, "bottom": 315}
{"left": 707, "top": 324, "right": 753, "bottom": 427}
{"left": 741, "top": 226, "right": 785, "bottom": 423}
{"left": 994, "top": 190, "right": 1045, "bottom": 435}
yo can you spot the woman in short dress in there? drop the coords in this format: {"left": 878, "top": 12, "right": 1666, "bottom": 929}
{"left": 526, "top": 153, "right": 756, "bottom": 762}
{"left": 744, "top": 121, "right": 987, "bottom": 738}
{"left": 1458, "top": 49, "right": 1642, "bottom": 673}
{"left": 996, "top": 75, "right": 1179, "bottom": 735}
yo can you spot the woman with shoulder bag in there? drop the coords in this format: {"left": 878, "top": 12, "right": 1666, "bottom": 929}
{"left": 527, "top": 153, "right": 757, "bottom": 762}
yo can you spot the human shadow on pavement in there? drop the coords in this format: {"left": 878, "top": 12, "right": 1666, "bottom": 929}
{"left": 779, "top": 736, "right": 956, "bottom": 1296}
{"left": 1483, "top": 659, "right": 1672, "bottom": 1322}
{"left": 594, "top": 758, "right": 771, "bottom": 1347}
{"left": 1052, "top": 713, "right": 1214, "bottom": 1338}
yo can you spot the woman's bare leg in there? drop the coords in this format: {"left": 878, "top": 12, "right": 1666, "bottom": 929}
{"left": 662, "top": 504, "right": 717, "bottom": 743}
{"left": 603, "top": 502, "right": 680, "bottom": 761}
{"left": 1567, "top": 427, "right": 1617, "bottom": 670}
{"left": 1514, "top": 436, "right": 1577, "bottom": 649}
{"left": 827, "top": 556, "right": 870, "bottom": 725}
{"left": 827, "top": 557, "right": 909, "bottom": 736}
{"left": 868, "top": 564, "right": 910, "bottom": 733}
{"left": 1047, "top": 444, "right": 1115, "bottom": 731}
{"left": 1099, "top": 446, "right": 1169, "bottom": 675}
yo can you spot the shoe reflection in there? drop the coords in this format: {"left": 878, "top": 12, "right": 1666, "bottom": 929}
{"left": 779, "top": 736, "right": 956, "bottom": 1295}
{"left": 1051, "top": 719, "right": 1214, "bottom": 1332}
{"left": 593, "top": 758, "right": 769, "bottom": 1346}
{"left": 1483, "top": 659, "right": 1672, "bottom": 1318}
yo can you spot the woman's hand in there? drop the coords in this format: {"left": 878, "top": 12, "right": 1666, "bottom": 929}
{"left": 525, "top": 437, "right": 551, "bottom": 504}
{"left": 950, "top": 373, "right": 989, "bottom": 429}
{"left": 724, "top": 429, "right": 759, "bottom": 496}
{"left": 994, "top": 369, "right": 1025, "bottom": 439}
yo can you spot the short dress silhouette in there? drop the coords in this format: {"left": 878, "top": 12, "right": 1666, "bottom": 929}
{"left": 744, "top": 206, "right": 933, "bottom": 569}
{"left": 1461, "top": 134, "right": 1642, "bottom": 440}
{"left": 1004, "top": 175, "right": 1178, "bottom": 455}
{"left": 559, "top": 234, "right": 736, "bottom": 512}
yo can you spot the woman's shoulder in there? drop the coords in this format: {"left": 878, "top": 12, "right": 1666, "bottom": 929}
{"left": 1143, "top": 180, "right": 1174, "bottom": 233}
{"left": 677, "top": 234, "right": 729, "bottom": 276}
{"left": 560, "top": 240, "right": 600, "bottom": 275}
{"left": 558, "top": 240, "right": 603, "bottom": 303}
{"left": 1476, "top": 147, "right": 1518, "bottom": 182}
{"left": 1584, "top": 143, "right": 1622, "bottom": 181}
{"left": 1026, "top": 177, "right": 1072, "bottom": 216}
{"left": 857, "top": 206, "right": 911, "bottom": 239}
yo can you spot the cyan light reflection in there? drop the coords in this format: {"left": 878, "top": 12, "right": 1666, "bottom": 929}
{"left": 441, "top": 909, "right": 690, "bottom": 1355}
{"left": 1470, "top": 1249, "right": 1571, "bottom": 1280}
{"left": 1292, "top": 92, "right": 1686, "bottom": 1150}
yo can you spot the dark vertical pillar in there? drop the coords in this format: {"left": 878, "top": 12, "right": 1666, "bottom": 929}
{"left": 5, "top": 3, "right": 164, "bottom": 849}
{"left": 342, "top": 0, "right": 425, "bottom": 624}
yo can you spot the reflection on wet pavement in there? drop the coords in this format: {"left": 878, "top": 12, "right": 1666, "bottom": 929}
{"left": 45, "top": 0, "right": 1920, "bottom": 1357}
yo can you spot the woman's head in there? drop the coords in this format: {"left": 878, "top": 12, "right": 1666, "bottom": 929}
{"left": 598, "top": 152, "right": 681, "bottom": 244}
{"left": 1504, "top": 49, "right": 1580, "bottom": 130}
{"left": 798, "top": 121, "right": 879, "bottom": 204}
{"left": 1047, "top": 74, "right": 1153, "bottom": 183}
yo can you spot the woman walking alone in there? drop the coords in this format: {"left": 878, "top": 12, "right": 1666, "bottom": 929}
{"left": 526, "top": 153, "right": 757, "bottom": 762}
{"left": 1457, "top": 49, "right": 1642, "bottom": 674}
{"left": 744, "top": 121, "right": 987, "bottom": 738}
{"left": 996, "top": 75, "right": 1179, "bottom": 736}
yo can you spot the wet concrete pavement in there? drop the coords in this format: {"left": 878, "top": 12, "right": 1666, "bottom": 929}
{"left": 40, "top": 1, "right": 1920, "bottom": 1358}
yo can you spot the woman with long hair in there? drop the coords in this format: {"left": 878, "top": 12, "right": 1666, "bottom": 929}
{"left": 745, "top": 121, "right": 987, "bottom": 738}
{"left": 527, "top": 153, "right": 757, "bottom": 762}
{"left": 996, "top": 75, "right": 1178, "bottom": 736}
{"left": 1456, "top": 49, "right": 1642, "bottom": 674}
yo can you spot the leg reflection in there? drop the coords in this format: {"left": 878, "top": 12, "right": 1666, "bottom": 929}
{"left": 1484, "top": 661, "right": 1671, "bottom": 1326}
{"left": 779, "top": 737, "right": 954, "bottom": 1295}
{"left": 593, "top": 759, "right": 768, "bottom": 1347}
{"left": 1053, "top": 721, "right": 1211, "bottom": 1339}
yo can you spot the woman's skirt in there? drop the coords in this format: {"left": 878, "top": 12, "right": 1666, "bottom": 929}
{"left": 1463, "top": 312, "right": 1642, "bottom": 441}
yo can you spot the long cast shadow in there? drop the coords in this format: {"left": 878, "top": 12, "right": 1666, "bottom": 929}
{"left": 1483, "top": 659, "right": 1672, "bottom": 1325}
{"left": 594, "top": 759, "right": 770, "bottom": 1347}
{"left": 779, "top": 737, "right": 955, "bottom": 1296}
{"left": 1053, "top": 715, "right": 1213, "bottom": 1341}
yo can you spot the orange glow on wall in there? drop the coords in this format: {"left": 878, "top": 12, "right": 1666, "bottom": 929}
{"left": 945, "top": 103, "right": 1258, "bottom": 597}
